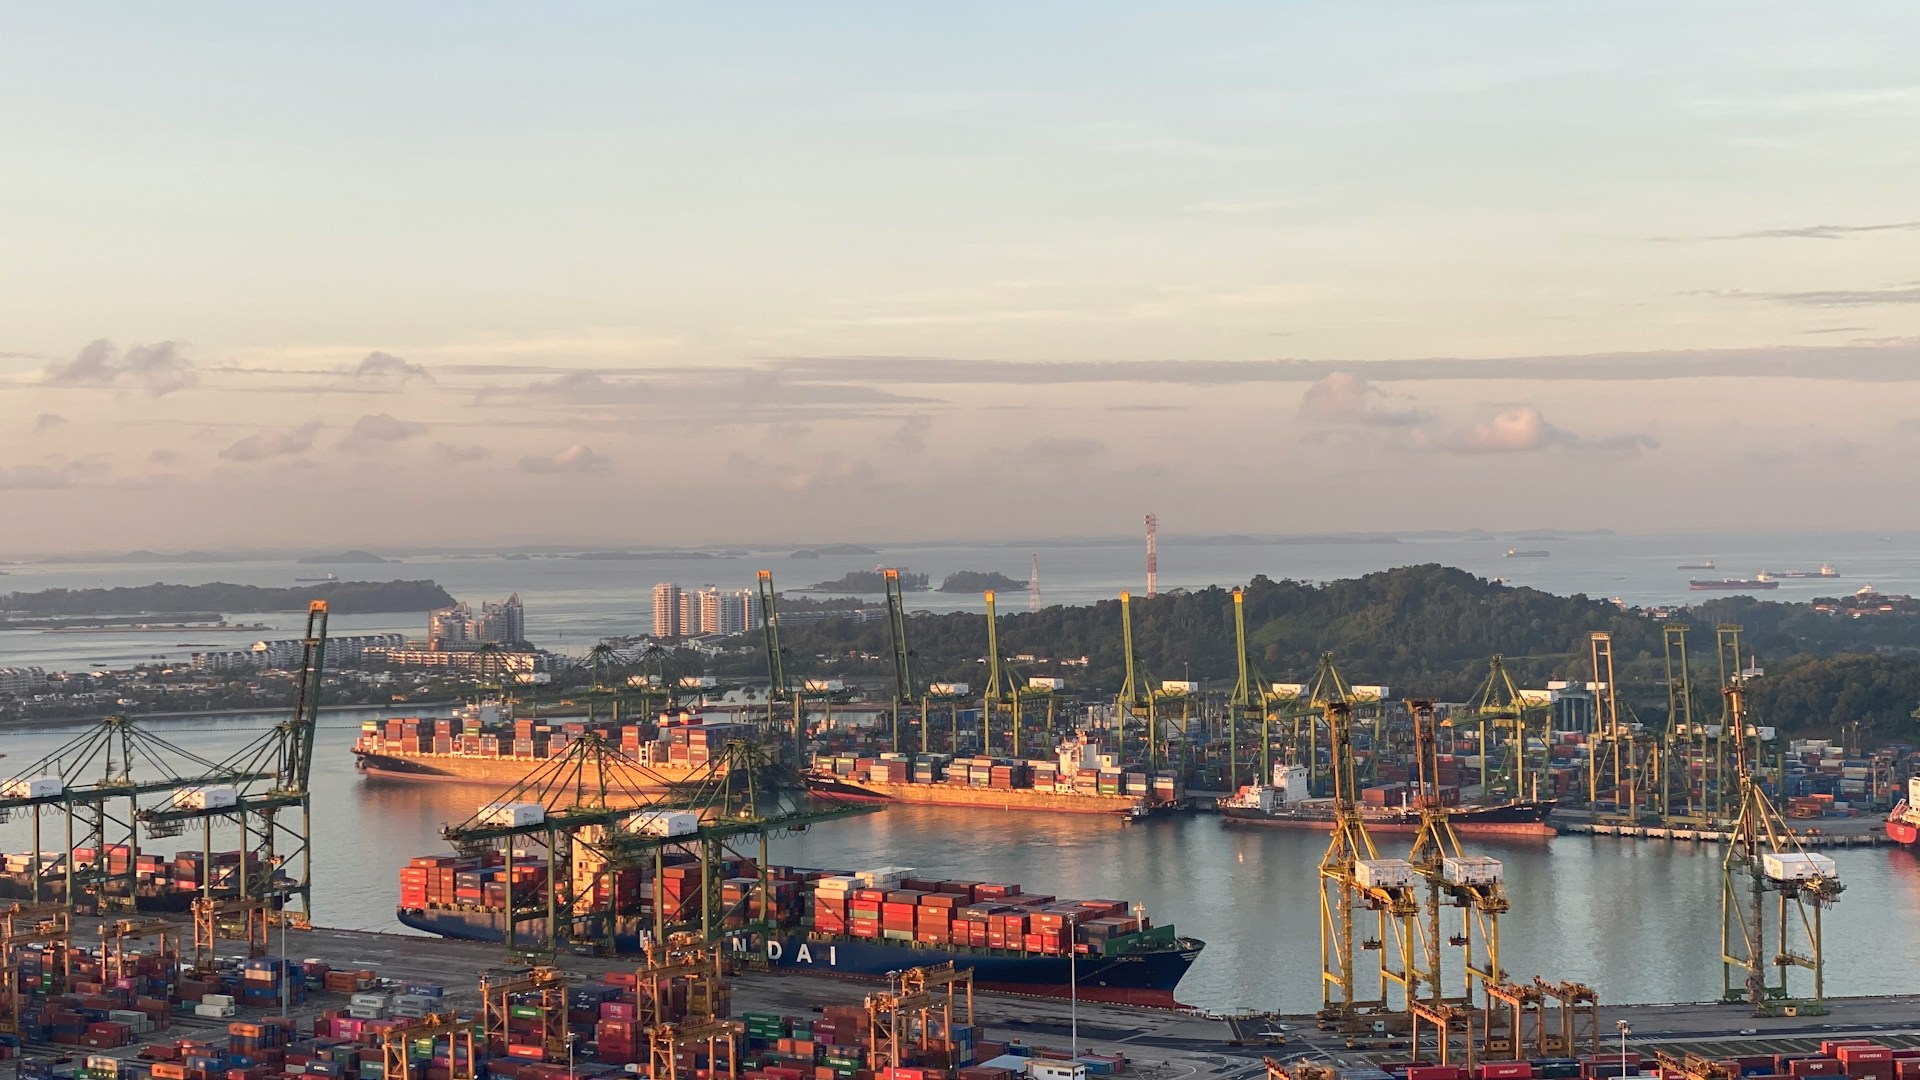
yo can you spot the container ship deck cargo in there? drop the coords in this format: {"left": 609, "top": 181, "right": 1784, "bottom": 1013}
{"left": 394, "top": 854, "right": 1202, "bottom": 1007}
{"left": 352, "top": 704, "right": 749, "bottom": 788}
{"left": 803, "top": 735, "right": 1184, "bottom": 816}
{"left": 1219, "top": 764, "right": 1556, "bottom": 837}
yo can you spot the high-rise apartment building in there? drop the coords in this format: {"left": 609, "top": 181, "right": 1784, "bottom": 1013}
{"left": 651, "top": 582, "right": 683, "bottom": 639}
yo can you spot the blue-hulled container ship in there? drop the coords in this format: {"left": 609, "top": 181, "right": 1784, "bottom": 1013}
{"left": 395, "top": 858, "right": 1202, "bottom": 1008}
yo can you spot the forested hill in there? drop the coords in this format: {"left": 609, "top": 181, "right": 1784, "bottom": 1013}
{"left": 774, "top": 565, "right": 1920, "bottom": 731}
{"left": 0, "top": 580, "right": 456, "bottom": 616}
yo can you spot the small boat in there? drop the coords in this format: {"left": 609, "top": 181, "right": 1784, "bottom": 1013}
{"left": 294, "top": 573, "right": 339, "bottom": 583}
{"left": 1505, "top": 549, "right": 1550, "bottom": 558}
{"left": 1677, "top": 561, "right": 1715, "bottom": 570}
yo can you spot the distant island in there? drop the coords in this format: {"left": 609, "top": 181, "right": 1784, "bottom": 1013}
{"left": 792, "top": 544, "right": 878, "bottom": 559}
{"left": 297, "top": 549, "right": 390, "bottom": 564}
{"left": 938, "top": 570, "right": 1029, "bottom": 593}
{"left": 573, "top": 551, "right": 716, "bottom": 561}
{"left": 39, "top": 550, "right": 254, "bottom": 565}
{"left": 809, "top": 570, "right": 928, "bottom": 593}
{"left": 0, "top": 579, "right": 456, "bottom": 616}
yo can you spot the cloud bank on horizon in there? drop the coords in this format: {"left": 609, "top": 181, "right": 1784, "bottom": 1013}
{"left": 1, "top": 3, "right": 1917, "bottom": 551}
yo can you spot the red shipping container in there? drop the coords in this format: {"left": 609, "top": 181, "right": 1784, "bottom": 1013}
{"left": 1480, "top": 1065, "right": 1533, "bottom": 1080}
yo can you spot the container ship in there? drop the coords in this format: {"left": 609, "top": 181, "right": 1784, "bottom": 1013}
{"left": 352, "top": 704, "right": 744, "bottom": 788}
{"left": 1689, "top": 575, "right": 1779, "bottom": 591}
{"left": 1219, "top": 765, "right": 1556, "bottom": 837}
{"left": 1885, "top": 777, "right": 1920, "bottom": 846}
{"left": 803, "top": 735, "right": 1184, "bottom": 816}
{"left": 394, "top": 856, "right": 1202, "bottom": 1007}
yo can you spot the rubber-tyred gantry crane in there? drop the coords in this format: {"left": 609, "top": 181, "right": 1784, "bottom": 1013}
{"left": 866, "top": 962, "right": 975, "bottom": 1072}
{"left": 1317, "top": 700, "right": 1421, "bottom": 1028}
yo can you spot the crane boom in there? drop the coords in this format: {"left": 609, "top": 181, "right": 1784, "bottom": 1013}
{"left": 757, "top": 571, "right": 788, "bottom": 701}
{"left": 283, "top": 601, "right": 329, "bottom": 793}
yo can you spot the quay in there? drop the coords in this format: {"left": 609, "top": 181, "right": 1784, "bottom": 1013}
{"left": 39, "top": 917, "right": 1920, "bottom": 1079}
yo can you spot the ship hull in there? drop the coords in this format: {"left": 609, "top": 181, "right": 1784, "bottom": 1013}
{"left": 395, "top": 907, "right": 1197, "bottom": 1007}
{"left": 1220, "top": 799, "right": 1557, "bottom": 837}
{"left": 1887, "top": 804, "right": 1918, "bottom": 846}
{"left": 355, "top": 750, "right": 719, "bottom": 790}
{"left": 805, "top": 776, "right": 1148, "bottom": 815}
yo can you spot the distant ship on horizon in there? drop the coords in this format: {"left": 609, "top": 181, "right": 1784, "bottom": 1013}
{"left": 1676, "top": 560, "right": 1715, "bottom": 570}
{"left": 1505, "top": 548, "right": 1550, "bottom": 558}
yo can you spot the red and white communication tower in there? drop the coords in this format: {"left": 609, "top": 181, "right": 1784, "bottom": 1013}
{"left": 1145, "top": 513, "right": 1158, "bottom": 597}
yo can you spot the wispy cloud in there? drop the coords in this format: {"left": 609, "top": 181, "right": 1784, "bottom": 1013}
{"left": 1415, "top": 407, "right": 1657, "bottom": 456}
{"left": 341, "top": 413, "right": 427, "bottom": 451}
{"left": 519, "top": 444, "right": 611, "bottom": 474}
{"left": 429, "top": 442, "right": 490, "bottom": 464}
{"left": 0, "top": 462, "right": 85, "bottom": 490}
{"left": 32, "top": 413, "right": 68, "bottom": 433}
{"left": 351, "top": 351, "right": 434, "bottom": 386}
{"left": 220, "top": 422, "right": 321, "bottom": 462}
{"left": 1655, "top": 221, "right": 1920, "bottom": 242}
{"left": 42, "top": 340, "right": 197, "bottom": 397}
{"left": 1728, "top": 285, "right": 1920, "bottom": 307}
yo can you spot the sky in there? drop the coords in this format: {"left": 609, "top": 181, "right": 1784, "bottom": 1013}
{"left": 3, "top": 2, "right": 1919, "bottom": 555}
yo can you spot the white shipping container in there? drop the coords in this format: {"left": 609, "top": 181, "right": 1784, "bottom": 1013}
{"left": 1159, "top": 680, "right": 1199, "bottom": 694}
{"left": 1441, "top": 855, "right": 1504, "bottom": 886}
{"left": 202, "top": 994, "right": 234, "bottom": 1007}
{"left": 678, "top": 676, "right": 719, "bottom": 689}
{"left": 180, "top": 785, "right": 239, "bottom": 810}
{"left": 195, "top": 1003, "right": 236, "bottom": 1018}
{"left": 1762, "top": 852, "right": 1838, "bottom": 882}
{"left": 929, "top": 682, "right": 971, "bottom": 696}
{"left": 1354, "top": 858, "right": 1416, "bottom": 889}
{"left": 1271, "top": 683, "right": 1306, "bottom": 699}
{"left": 1, "top": 777, "right": 64, "bottom": 799}
{"left": 1908, "top": 777, "right": 1920, "bottom": 805}
{"left": 803, "top": 678, "right": 845, "bottom": 693}
{"left": 1028, "top": 676, "right": 1066, "bottom": 690}
{"left": 478, "top": 801, "right": 546, "bottom": 827}
{"left": 1347, "top": 685, "right": 1391, "bottom": 703}
{"left": 350, "top": 992, "right": 391, "bottom": 1007}
{"left": 627, "top": 810, "right": 699, "bottom": 837}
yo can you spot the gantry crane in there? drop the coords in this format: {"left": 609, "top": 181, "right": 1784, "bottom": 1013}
{"left": 635, "top": 934, "right": 727, "bottom": 1028}
{"left": 441, "top": 731, "right": 876, "bottom": 957}
{"left": 382, "top": 1013, "right": 480, "bottom": 1080}
{"left": 1533, "top": 978, "right": 1600, "bottom": 1055}
{"left": 480, "top": 965, "right": 568, "bottom": 1058}
{"left": 883, "top": 569, "right": 917, "bottom": 754}
{"left": 1225, "top": 587, "right": 1274, "bottom": 791}
{"left": 1587, "top": 632, "right": 1651, "bottom": 823}
{"left": 646, "top": 940, "right": 739, "bottom": 1080}
{"left": 1715, "top": 624, "right": 1750, "bottom": 823}
{"left": 1455, "top": 657, "right": 1546, "bottom": 805}
{"left": 1116, "top": 592, "right": 1153, "bottom": 766}
{"left": 757, "top": 570, "right": 803, "bottom": 760}
{"left": 1317, "top": 701, "right": 1420, "bottom": 1028}
{"left": 0, "top": 903, "right": 72, "bottom": 1037}
{"left": 1405, "top": 701, "right": 1508, "bottom": 1010}
{"left": 1278, "top": 654, "right": 1356, "bottom": 798}
{"left": 981, "top": 591, "right": 1019, "bottom": 756}
{"left": 866, "top": 962, "right": 975, "bottom": 1072}
{"left": 1660, "top": 624, "right": 1725, "bottom": 829}
{"left": 1720, "top": 674, "right": 1842, "bottom": 1015}
{"left": 100, "top": 917, "right": 178, "bottom": 991}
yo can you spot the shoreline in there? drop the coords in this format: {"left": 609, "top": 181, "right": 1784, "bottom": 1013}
{"left": 2, "top": 699, "right": 460, "bottom": 732}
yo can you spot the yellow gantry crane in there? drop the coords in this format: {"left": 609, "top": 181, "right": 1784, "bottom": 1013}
{"left": 1318, "top": 700, "right": 1421, "bottom": 1028}
{"left": 866, "top": 962, "right": 976, "bottom": 1071}
{"left": 479, "top": 965, "right": 569, "bottom": 1058}
{"left": 1405, "top": 701, "right": 1509, "bottom": 1010}
{"left": 381, "top": 1013, "right": 480, "bottom": 1080}
{"left": 0, "top": 903, "right": 72, "bottom": 1037}
{"left": 1719, "top": 675, "right": 1842, "bottom": 1015}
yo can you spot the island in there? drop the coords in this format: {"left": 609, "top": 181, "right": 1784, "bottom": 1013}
{"left": 809, "top": 570, "right": 929, "bottom": 593}
{"left": 0, "top": 579, "right": 457, "bottom": 616}
{"left": 938, "top": 570, "right": 1030, "bottom": 593}
{"left": 297, "top": 549, "right": 391, "bottom": 564}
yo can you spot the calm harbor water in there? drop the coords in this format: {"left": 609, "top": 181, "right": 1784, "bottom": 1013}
{"left": 0, "top": 708, "right": 1916, "bottom": 1015}
{"left": 4, "top": 530, "right": 1916, "bottom": 672}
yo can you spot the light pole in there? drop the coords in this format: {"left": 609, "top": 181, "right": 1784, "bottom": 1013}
{"left": 1616, "top": 1021, "right": 1630, "bottom": 1080}
{"left": 567, "top": 1031, "right": 578, "bottom": 1080}
{"left": 1068, "top": 914, "right": 1078, "bottom": 1058}
{"left": 886, "top": 970, "right": 902, "bottom": 1078}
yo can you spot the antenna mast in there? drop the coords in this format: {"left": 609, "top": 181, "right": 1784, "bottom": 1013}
{"left": 1145, "top": 513, "right": 1158, "bottom": 597}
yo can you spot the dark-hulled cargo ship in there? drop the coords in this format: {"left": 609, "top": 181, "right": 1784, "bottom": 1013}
{"left": 394, "top": 856, "right": 1203, "bottom": 1008}
{"left": 1219, "top": 765, "right": 1556, "bottom": 837}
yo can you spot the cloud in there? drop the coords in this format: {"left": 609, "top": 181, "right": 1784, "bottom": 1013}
{"left": 149, "top": 449, "right": 181, "bottom": 465}
{"left": 0, "top": 463, "right": 81, "bottom": 490}
{"left": 32, "top": 413, "right": 68, "bottom": 433}
{"left": 882, "top": 415, "right": 932, "bottom": 457}
{"left": 1654, "top": 221, "right": 1920, "bottom": 242}
{"left": 519, "top": 444, "right": 611, "bottom": 474}
{"left": 42, "top": 339, "right": 197, "bottom": 396}
{"left": 219, "top": 422, "right": 321, "bottom": 462}
{"left": 352, "top": 351, "right": 434, "bottom": 386}
{"left": 1738, "top": 285, "right": 1920, "bottom": 307}
{"left": 342, "top": 413, "right": 427, "bottom": 449}
{"left": 776, "top": 341, "right": 1920, "bottom": 387}
{"left": 429, "top": 442, "right": 490, "bottom": 464}
{"left": 1021, "top": 436, "right": 1105, "bottom": 464}
{"left": 1413, "top": 407, "right": 1657, "bottom": 456}
{"left": 1298, "top": 372, "right": 1431, "bottom": 426}
{"left": 478, "top": 366, "right": 929, "bottom": 421}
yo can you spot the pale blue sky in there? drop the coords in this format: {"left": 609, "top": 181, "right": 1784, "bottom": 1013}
{"left": 2, "top": 3, "right": 1918, "bottom": 551}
